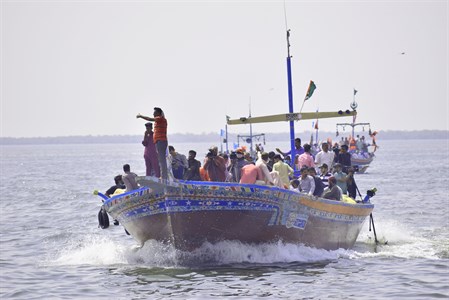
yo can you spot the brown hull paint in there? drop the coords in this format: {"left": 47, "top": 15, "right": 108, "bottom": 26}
{"left": 104, "top": 177, "right": 374, "bottom": 251}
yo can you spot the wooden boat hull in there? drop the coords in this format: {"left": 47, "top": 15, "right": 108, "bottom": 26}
{"left": 103, "top": 177, "right": 374, "bottom": 251}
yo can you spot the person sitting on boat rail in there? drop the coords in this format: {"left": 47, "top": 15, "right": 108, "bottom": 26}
{"left": 322, "top": 176, "right": 342, "bottom": 201}
{"left": 105, "top": 175, "right": 125, "bottom": 198}
{"left": 122, "top": 164, "right": 139, "bottom": 192}
{"left": 136, "top": 107, "right": 168, "bottom": 180}
{"left": 298, "top": 166, "right": 315, "bottom": 196}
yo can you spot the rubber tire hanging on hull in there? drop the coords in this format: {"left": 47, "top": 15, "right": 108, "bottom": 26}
{"left": 98, "top": 208, "right": 109, "bottom": 229}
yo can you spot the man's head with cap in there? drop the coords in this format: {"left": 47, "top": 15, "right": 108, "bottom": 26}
{"left": 320, "top": 163, "right": 329, "bottom": 170}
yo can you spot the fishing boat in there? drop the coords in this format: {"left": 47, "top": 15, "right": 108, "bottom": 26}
{"left": 335, "top": 94, "right": 378, "bottom": 173}
{"left": 96, "top": 30, "right": 376, "bottom": 251}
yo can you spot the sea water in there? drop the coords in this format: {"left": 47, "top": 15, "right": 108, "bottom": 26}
{"left": 0, "top": 139, "right": 448, "bottom": 299}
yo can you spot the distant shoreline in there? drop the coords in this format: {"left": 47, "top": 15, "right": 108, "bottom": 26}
{"left": 1, "top": 130, "right": 447, "bottom": 145}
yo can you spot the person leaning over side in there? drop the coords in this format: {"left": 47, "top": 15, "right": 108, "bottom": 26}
{"left": 105, "top": 175, "right": 126, "bottom": 198}
{"left": 136, "top": 107, "right": 168, "bottom": 180}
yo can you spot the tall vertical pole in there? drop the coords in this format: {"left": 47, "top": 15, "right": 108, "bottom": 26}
{"left": 286, "top": 30, "right": 296, "bottom": 172}
{"left": 249, "top": 100, "right": 253, "bottom": 155}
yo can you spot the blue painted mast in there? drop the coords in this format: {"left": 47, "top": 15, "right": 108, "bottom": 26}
{"left": 286, "top": 30, "right": 297, "bottom": 172}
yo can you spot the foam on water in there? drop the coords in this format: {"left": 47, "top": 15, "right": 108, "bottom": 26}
{"left": 48, "top": 234, "right": 353, "bottom": 268}
{"left": 353, "top": 218, "right": 447, "bottom": 260}
{"left": 49, "top": 235, "right": 130, "bottom": 266}
{"left": 46, "top": 215, "right": 448, "bottom": 270}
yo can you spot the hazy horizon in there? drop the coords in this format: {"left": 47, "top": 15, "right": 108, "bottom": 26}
{"left": 1, "top": 0, "right": 448, "bottom": 138}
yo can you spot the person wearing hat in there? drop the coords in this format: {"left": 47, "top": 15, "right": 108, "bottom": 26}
{"left": 318, "top": 163, "right": 332, "bottom": 188}
{"left": 141, "top": 122, "right": 160, "bottom": 177}
{"left": 231, "top": 148, "right": 250, "bottom": 182}
{"left": 137, "top": 107, "right": 168, "bottom": 180}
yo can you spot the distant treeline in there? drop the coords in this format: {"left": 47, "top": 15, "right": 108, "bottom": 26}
{"left": 1, "top": 130, "right": 447, "bottom": 145}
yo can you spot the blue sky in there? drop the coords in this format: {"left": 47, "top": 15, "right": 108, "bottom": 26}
{"left": 1, "top": 0, "right": 447, "bottom": 137}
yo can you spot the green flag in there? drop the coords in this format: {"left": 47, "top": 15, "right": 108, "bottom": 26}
{"left": 304, "top": 80, "right": 316, "bottom": 101}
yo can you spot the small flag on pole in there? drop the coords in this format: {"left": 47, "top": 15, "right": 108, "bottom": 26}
{"left": 304, "top": 80, "right": 316, "bottom": 101}
{"left": 220, "top": 129, "right": 225, "bottom": 137}
{"left": 354, "top": 89, "right": 358, "bottom": 96}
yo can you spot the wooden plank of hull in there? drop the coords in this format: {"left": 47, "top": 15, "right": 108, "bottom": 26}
{"left": 104, "top": 179, "right": 373, "bottom": 251}
{"left": 227, "top": 110, "right": 356, "bottom": 125}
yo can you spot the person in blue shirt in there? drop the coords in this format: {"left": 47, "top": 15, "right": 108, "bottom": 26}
{"left": 276, "top": 138, "right": 305, "bottom": 158}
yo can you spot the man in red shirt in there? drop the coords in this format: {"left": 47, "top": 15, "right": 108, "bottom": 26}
{"left": 137, "top": 107, "right": 168, "bottom": 180}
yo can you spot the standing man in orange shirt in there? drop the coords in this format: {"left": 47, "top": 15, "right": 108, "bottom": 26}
{"left": 137, "top": 107, "right": 168, "bottom": 180}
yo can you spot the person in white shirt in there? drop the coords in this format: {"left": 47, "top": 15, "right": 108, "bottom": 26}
{"left": 256, "top": 152, "right": 283, "bottom": 187}
{"left": 315, "top": 142, "right": 335, "bottom": 171}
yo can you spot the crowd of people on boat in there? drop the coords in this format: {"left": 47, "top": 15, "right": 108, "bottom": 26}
{"left": 106, "top": 107, "right": 364, "bottom": 203}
